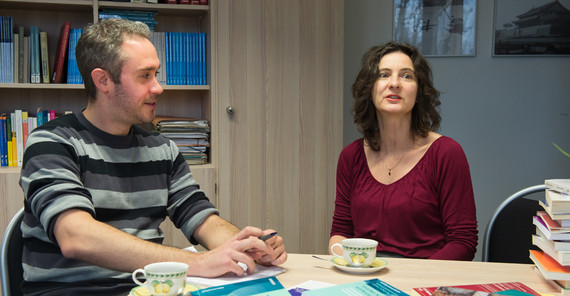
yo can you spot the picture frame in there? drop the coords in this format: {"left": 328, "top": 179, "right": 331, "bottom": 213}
{"left": 393, "top": 0, "right": 477, "bottom": 57}
{"left": 493, "top": 0, "right": 570, "bottom": 56}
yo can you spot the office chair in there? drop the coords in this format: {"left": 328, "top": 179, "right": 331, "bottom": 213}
{"left": 1, "top": 207, "right": 24, "bottom": 296}
{"left": 482, "top": 185, "right": 546, "bottom": 264}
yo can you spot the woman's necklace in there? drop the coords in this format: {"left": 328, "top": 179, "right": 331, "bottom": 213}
{"left": 386, "top": 147, "right": 411, "bottom": 176}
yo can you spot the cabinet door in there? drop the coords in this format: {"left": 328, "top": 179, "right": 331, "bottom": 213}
{"left": 214, "top": 0, "right": 344, "bottom": 254}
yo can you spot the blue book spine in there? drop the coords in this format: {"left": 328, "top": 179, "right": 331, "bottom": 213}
{"left": 0, "top": 17, "right": 4, "bottom": 83}
{"left": 0, "top": 115, "right": 7, "bottom": 166}
{"left": 1, "top": 17, "right": 5, "bottom": 83}
{"left": 1, "top": 17, "right": 6, "bottom": 83}
{"left": 184, "top": 32, "right": 189, "bottom": 85}
{"left": 196, "top": 33, "right": 201, "bottom": 85}
{"left": 200, "top": 33, "right": 206, "bottom": 85}
{"left": 8, "top": 17, "right": 13, "bottom": 83}
{"left": 67, "top": 29, "right": 83, "bottom": 84}
{"left": 175, "top": 33, "right": 183, "bottom": 85}
{"left": 32, "top": 26, "right": 40, "bottom": 84}
{"left": 190, "top": 33, "right": 196, "bottom": 85}
{"left": 165, "top": 32, "right": 171, "bottom": 85}
{"left": 36, "top": 110, "right": 43, "bottom": 127}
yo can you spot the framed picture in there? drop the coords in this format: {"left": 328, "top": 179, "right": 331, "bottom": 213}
{"left": 393, "top": 0, "right": 477, "bottom": 57}
{"left": 493, "top": 0, "right": 570, "bottom": 56}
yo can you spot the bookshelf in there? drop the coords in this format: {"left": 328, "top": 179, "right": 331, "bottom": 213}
{"left": 0, "top": 0, "right": 217, "bottom": 248}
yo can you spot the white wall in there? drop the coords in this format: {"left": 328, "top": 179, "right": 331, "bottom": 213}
{"left": 344, "top": 0, "right": 570, "bottom": 261}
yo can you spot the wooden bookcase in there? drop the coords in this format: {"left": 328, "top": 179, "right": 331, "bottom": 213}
{"left": 0, "top": 0, "right": 217, "bottom": 249}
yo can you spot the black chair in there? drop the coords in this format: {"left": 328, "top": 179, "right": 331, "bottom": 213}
{"left": 482, "top": 185, "right": 545, "bottom": 263}
{"left": 1, "top": 208, "right": 24, "bottom": 296}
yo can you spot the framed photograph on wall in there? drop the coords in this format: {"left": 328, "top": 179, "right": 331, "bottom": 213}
{"left": 493, "top": 0, "right": 570, "bottom": 56}
{"left": 393, "top": 0, "right": 477, "bottom": 57}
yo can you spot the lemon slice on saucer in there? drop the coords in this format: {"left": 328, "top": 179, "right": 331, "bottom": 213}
{"left": 130, "top": 283, "right": 200, "bottom": 296}
{"left": 331, "top": 257, "right": 349, "bottom": 266}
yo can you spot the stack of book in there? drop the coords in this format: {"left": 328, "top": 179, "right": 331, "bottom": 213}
{"left": 530, "top": 179, "right": 570, "bottom": 294}
{"left": 152, "top": 116, "right": 209, "bottom": 165}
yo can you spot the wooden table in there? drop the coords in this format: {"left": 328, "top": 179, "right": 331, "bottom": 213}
{"left": 276, "top": 254, "right": 559, "bottom": 295}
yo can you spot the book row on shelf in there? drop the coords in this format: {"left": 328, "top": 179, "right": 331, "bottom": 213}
{"left": 528, "top": 179, "right": 570, "bottom": 295}
{"left": 0, "top": 109, "right": 60, "bottom": 167}
{"left": 0, "top": 12, "right": 207, "bottom": 86}
{"left": 0, "top": 111, "right": 211, "bottom": 167}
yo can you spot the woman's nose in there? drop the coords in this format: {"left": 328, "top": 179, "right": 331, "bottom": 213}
{"left": 389, "top": 77, "right": 400, "bottom": 89}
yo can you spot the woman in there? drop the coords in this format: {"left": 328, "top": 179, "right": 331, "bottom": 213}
{"left": 329, "top": 42, "right": 477, "bottom": 260}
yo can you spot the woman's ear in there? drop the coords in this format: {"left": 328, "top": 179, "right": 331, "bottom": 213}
{"left": 91, "top": 68, "right": 111, "bottom": 93}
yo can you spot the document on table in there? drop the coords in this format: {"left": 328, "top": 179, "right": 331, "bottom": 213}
{"left": 183, "top": 246, "right": 287, "bottom": 287}
{"left": 186, "top": 264, "right": 286, "bottom": 287}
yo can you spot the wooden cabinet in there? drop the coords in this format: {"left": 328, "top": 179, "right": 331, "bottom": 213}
{"left": 214, "top": 0, "right": 344, "bottom": 255}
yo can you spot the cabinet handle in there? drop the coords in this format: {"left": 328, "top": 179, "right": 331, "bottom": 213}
{"left": 226, "top": 106, "right": 234, "bottom": 114}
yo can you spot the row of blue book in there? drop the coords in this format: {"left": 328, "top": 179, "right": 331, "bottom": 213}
{"left": 151, "top": 31, "right": 207, "bottom": 86}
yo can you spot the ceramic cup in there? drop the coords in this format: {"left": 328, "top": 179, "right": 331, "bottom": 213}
{"left": 330, "top": 238, "right": 378, "bottom": 267}
{"left": 132, "top": 262, "right": 189, "bottom": 296}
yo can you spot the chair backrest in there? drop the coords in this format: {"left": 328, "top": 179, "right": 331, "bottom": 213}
{"left": 1, "top": 208, "right": 24, "bottom": 296}
{"left": 482, "top": 185, "right": 545, "bottom": 263}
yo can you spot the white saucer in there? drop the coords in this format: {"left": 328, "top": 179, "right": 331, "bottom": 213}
{"left": 129, "top": 283, "right": 200, "bottom": 296}
{"left": 330, "top": 257, "right": 388, "bottom": 274}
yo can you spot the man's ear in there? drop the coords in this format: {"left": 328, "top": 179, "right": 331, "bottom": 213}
{"left": 91, "top": 68, "right": 111, "bottom": 93}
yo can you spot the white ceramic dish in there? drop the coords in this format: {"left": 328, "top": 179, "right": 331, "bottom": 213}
{"left": 129, "top": 283, "right": 200, "bottom": 296}
{"left": 330, "top": 256, "right": 388, "bottom": 274}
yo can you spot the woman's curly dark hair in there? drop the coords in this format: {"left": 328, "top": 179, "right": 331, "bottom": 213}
{"left": 352, "top": 41, "right": 441, "bottom": 151}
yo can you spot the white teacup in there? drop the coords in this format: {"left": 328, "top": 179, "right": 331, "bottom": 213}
{"left": 330, "top": 238, "right": 378, "bottom": 267}
{"left": 132, "top": 262, "right": 189, "bottom": 296}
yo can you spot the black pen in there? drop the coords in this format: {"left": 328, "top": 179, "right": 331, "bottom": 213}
{"left": 259, "top": 232, "right": 278, "bottom": 241}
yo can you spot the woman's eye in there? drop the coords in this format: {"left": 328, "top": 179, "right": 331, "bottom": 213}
{"left": 379, "top": 72, "right": 389, "bottom": 78}
{"left": 402, "top": 73, "right": 414, "bottom": 80}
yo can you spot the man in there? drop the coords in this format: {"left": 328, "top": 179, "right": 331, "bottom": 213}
{"left": 19, "top": 18, "right": 287, "bottom": 295}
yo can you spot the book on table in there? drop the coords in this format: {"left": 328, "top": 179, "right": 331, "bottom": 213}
{"left": 431, "top": 286, "right": 536, "bottom": 296}
{"left": 533, "top": 215, "right": 570, "bottom": 241}
{"left": 546, "top": 189, "right": 570, "bottom": 213}
{"left": 302, "top": 279, "right": 409, "bottom": 296}
{"left": 532, "top": 233, "right": 570, "bottom": 266}
{"left": 530, "top": 249, "right": 570, "bottom": 281}
{"left": 190, "top": 276, "right": 289, "bottom": 296}
{"left": 539, "top": 200, "right": 570, "bottom": 222}
{"left": 536, "top": 211, "right": 570, "bottom": 234}
{"left": 546, "top": 179, "right": 570, "bottom": 195}
{"left": 410, "top": 282, "right": 540, "bottom": 296}
{"left": 534, "top": 225, "right": 570, "bottom": 252}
